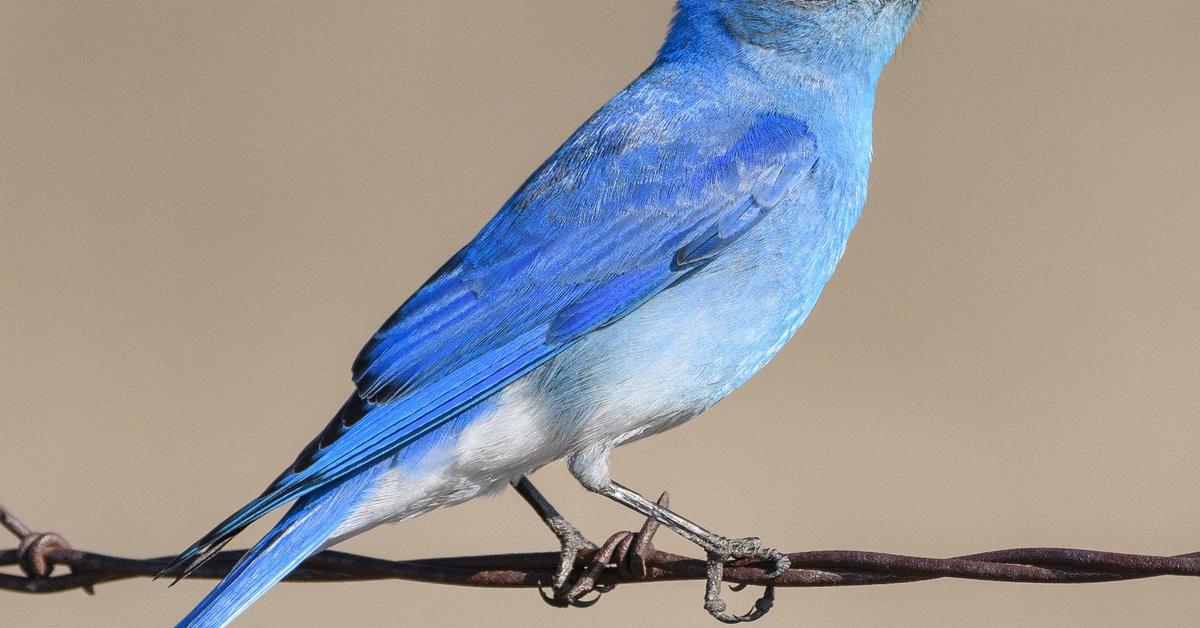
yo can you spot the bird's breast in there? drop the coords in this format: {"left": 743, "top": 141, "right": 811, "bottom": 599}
{"left": 534, "top": 180, "right": 864, "bottom": 450}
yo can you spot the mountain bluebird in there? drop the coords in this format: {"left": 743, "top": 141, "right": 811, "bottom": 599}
{"left": 165, "top": 0, "right": 921, "bottom": 624}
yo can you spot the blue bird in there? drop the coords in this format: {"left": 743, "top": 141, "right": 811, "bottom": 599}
{"left": 164, "top": 0, "right": 920, "bottom": 624}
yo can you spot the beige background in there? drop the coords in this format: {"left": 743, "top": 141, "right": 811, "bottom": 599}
{"left": 3, "top": 1, "right": 1199, "bottom": 626}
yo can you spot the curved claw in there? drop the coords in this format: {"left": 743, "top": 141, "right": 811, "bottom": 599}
{"left": 702, "top": 537, "right": 788, "bottom": 623}
{"left": 537, "top": 579, "right": 608, "bottom": 609}
{"left": 529, "top": 491, "right": 674, "bottom": 612}
{"left": 706, "top": 585, "right": 776, "bottom": 624}
{"left": 537, "top": 582, "right": 570, "bottom": 608}
{"left": 593, "top": 582, "right": 617, "bottom": 594}
{"left": 538, "top": 579, "right": 607, "bottom": 609}
{"left": 540, "top": 527, "right": 646, "bottom": 610}
{"left": 568, "top": 589, "right": 604, "bottom": 608}
{"left": 566, "top": 531, "right": 631, "bottom": 600}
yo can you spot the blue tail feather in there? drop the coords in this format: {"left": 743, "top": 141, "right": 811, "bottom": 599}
{"left": 176, "top": 468, "right": 376, "bottom": 628}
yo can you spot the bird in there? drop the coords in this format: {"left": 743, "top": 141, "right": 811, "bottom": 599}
{"left": 163, "top": 0, "right": 921, "bottom": 625}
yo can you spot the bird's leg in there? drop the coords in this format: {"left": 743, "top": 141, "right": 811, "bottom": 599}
{"left": 593, "top": 480, "right": 788, "bottom": 623}
{"left": 511, "top": 476, "right": 598, "bottom": 602}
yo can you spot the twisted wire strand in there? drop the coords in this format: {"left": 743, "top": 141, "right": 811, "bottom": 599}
{"left": 3, "top": 503, "right": 1198, "bottom": 596}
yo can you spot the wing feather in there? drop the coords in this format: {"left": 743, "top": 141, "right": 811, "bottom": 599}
{"left": 305, "top": 109, "right": 817, "bottom": 492}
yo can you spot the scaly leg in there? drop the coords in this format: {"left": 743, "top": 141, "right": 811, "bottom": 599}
{"left": 511, "top": 476, "right": 597, "bottom": 603}
{"left": 591, "top": 480, "right": 788, "bottom": 623}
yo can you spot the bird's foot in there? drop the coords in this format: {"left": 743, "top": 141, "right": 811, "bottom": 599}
{"left": 535, "top": 515, "right": 600, "bottom": 607}
{"left": 539, "top": 529, "right": 624, "bottom": 608}
{"left": 537, "top": 492, "right": 669, "bottom": 609}
{"left": 702, "top": 537, "right": 789, "bottom": 624}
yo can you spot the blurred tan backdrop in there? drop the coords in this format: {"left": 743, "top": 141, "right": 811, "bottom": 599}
{"left": 3, "top": 2, "right": 1199, "bottom": 626}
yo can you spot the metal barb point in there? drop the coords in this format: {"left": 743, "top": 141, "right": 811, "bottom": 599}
{"left": 0, "top": 504, "right": 33, "bottom": 540}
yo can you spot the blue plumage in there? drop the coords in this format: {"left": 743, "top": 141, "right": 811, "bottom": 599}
{"left": 178, "top": 460, "right": 384, "bottom": 627}
{"left": 167, "top": 1, "right": 920, "bottom": 625}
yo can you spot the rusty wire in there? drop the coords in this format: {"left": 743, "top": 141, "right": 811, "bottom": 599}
{"left": 3, "top": 502, "right": 1200, "bottom": 604}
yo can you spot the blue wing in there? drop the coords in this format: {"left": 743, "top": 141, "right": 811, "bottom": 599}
{"left": 164, "top": 98, "right": 816, "bottom": 577}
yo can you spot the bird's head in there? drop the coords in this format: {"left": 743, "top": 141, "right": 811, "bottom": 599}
{"left": 663, "top": 0, "right": 921, "bottom": 78}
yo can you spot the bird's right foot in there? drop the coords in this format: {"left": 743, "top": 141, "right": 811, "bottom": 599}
{"left": 538, "top": 492, "right": 669, "bottom": 608}
{"left": 536, "top": 514, "right": 601, "bottom": 607}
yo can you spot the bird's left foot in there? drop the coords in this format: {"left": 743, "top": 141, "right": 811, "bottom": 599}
{"left": 702, "top": 537, "right": 789, "bottom": 624}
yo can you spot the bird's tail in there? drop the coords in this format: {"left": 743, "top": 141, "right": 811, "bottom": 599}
{"left": 176, "top": 469, "right": 376, "bottom": 628}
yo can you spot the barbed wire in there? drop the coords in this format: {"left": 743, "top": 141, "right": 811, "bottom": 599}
{"left": 4, "top": 501, "right": 1200, "bottom": 614}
